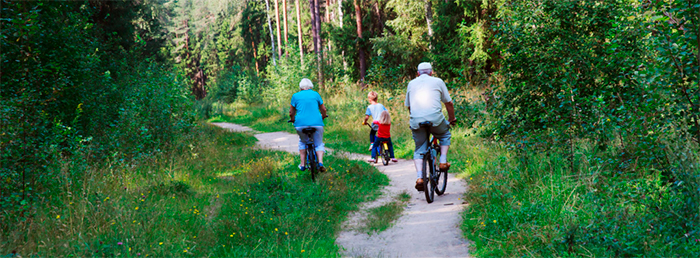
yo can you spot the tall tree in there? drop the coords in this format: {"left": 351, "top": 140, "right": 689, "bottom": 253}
{"left": 275, "top": 0, "right": 283, "bottom": 58}
{"left": 309, "top": 0, "right": 324, "bottom": 87}
{"left": 425, "top": 0, "right": 433, "bottom": 37}
{"left": 354, "top": 0, "right": 366, "bottom": 83}
{"left": 296, "top": 0, "right": 304, "bottom": 64}
{"left": 283, "top": 0, "right": 289, "bottom": 57}
{"left": 265, "top": 0, "right": 277, "bottom": 65}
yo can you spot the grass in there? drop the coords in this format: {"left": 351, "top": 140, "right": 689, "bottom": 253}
{"left": 361, "top": 191, "right": 412, "bottom": 235}
{"left": 212, "top": 85, "right": 700, "bottom": 257}
{"left": 1, "top": 124, "right": 389, "bottom": 256}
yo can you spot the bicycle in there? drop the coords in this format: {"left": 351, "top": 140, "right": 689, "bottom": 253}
{"left": 364, "top": 123, "right": 391, "bottom": 165}
{"left": 418, "top": 121, "right": 448, "bottom": 203}
{"left": 289, "top": 120, "right": 321, "bottom": 182}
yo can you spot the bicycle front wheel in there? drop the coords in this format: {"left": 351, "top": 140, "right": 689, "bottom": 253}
{"left": 422, "top": 154, "right": 435, "bottom": 203}
{"left": 434, "top": 151, "right": 448, "bottom": 195}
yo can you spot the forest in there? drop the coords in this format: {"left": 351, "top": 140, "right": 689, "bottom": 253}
{"left": 1, "top": 0, "right": 698, "bottom": 256}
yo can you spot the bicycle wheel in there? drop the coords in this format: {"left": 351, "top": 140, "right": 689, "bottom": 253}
{"left": 433, "top": 149, "right": 448, "bottom": 195}
{"left": 307, "top": 147, "right": 317, "bottom": 182}
{"left": 381, "top": 143, "right": 389, "bottom": 166}
{"left": 422, "top": 153, "right": 435, "bottom": 203}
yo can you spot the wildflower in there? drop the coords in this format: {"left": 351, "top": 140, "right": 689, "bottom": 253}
{"left": 183, "top": 250, "right": 187, "bottom": 253}
{"left": 275, "top": 228, "right": 278, "bottom": 231}
{"left": 118, "top": 242, "right": 123, "bottom": 245}
{"left": 56, "top": 215, "right": 60, "bottom": 219}
{"left": 285, "top": 232, "right": 288, "bottom": 235}
{"left": 301, "top": 250, "right": 305, "bottom": 253}
{"left": 135, "top": 207, "right": 139, "bottom": 210}
{"left": 159, "top": 242, "right": 163, "bottom": 245}
{"left": 493, "top": 220, "right": 497, "bottom": 223}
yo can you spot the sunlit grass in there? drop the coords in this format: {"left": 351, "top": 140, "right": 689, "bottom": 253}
{"left": 1, "top": 124, "right": 388, "bottom": 256}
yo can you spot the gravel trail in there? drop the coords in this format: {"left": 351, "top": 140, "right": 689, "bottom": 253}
{"left": 212, "top": 122, "right": 471, "bottom": 257}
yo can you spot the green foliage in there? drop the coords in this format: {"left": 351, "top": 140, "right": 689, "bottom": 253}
{"left": 0, "top": 0, "right": 193, "bottom": 217}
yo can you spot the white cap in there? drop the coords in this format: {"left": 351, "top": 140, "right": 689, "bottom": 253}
{"left": 417, "top": 62, "right": 432, "bottom": 71}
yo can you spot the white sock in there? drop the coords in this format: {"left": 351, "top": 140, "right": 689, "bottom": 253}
{"left": 440, "top": 146, "right": 448, "bottom": 163}
{"left": 414, "top": 159, "right": 423, "bottom": 179}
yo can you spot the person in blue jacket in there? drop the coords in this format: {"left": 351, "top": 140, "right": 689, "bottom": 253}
{"left": 289, "top": 78, "right": 328, "bottom": 172}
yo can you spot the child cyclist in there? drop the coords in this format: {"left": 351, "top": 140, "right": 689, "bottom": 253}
{"left": 368, "top": 110, "right": 398, "bottom": 163}
{"left": 362, "top": 91, "right": 387, "bottom": 151}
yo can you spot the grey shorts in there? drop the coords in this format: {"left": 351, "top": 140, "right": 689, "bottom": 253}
{"left": 411, "top": 119, "right": 451, "bottom": 160}
{"left": 295, "top": 126, "right": 325, "bottom": 152}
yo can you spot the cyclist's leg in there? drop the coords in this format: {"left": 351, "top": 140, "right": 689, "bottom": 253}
{"left": 311, "top": 126, "right": 325, "bottom": 165}
{"left": 386, "top": 137, "right": 396, "bottom": 158}
{"left": 411, "top": 127, "right": 429, "bottom": 179}
{"left": 430, "top": 120, "right": 452, "bottom": 168}
{"left": 295, "top": 127, "right": 310, "bottom": 167}
{"left": 370, "top": 140, "right": 380, "bottom": 159}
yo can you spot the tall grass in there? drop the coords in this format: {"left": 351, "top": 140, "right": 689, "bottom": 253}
{"left": 0, "top": 124, "right": 388, "bottom": 256}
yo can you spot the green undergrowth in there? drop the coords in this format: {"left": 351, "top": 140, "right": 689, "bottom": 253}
{"left": 1, "top": 124, "right": 388, "bottom": 256}
{"left": 462, "top": 146, "right": 700, "bottom": 257}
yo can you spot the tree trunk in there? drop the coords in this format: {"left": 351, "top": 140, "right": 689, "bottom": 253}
{"left": 251, "top": 39, "right": 260, "bottom": 76}
{"left": 274, "top": 0, "right": 283, "bottom": 59}
{"left": 310, "top": 0, "right": 324, "bottom": 88}
{"left": 283, "top": 0, "right": 289, "bottom": 58}
{"left": 354, "top": 0, "right": 365, "bottom": 84}
{"left": 296, "top": 0, "right": 304, "bottom": 65}
{"left": 425, "top": 0, "right": 433, "bottom": 37}
{"left": 265, "top": 0, "right": 277, "bottom": 66}
{"left": 374, "top": 0, "right": 383, "bottom": 33}
{"left": 338, "top": 0, "right": 343, "bottom": 28}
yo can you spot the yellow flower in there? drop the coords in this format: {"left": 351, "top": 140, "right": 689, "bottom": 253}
{"left": 159, "top": 242, "right": 163, "bottom": 245}
{"left": 301, "top": 250, "right": 305, "bottom": 253}
{"left": 183, "top": 250, "right": 187, "bottom": 253}
{"left": 493, "top": 220, "right": 497, "bottom": 223}
{"left": 275, "top": 228, "right": 278, "bottom": 231}
{"left": 56, "top": 215, "right": 60, "bottom": 219}
{"left": 135, "top": 207, "right": 139, "bottom": 210}
{"left": 285, "top": 232, "right": 288, "bottom": 235}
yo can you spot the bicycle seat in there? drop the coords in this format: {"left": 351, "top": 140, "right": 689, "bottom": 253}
{"left": 419, "top": 121, "right": 433, "bottom": 128}
{"left": 301, "top": 128, "right": 317, "bottom": 134}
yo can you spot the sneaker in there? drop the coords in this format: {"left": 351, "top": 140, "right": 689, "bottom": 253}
{"left": 439, "top": 163, "right": 451, "bottom": 171}
{"left": 298, "top": 164, "right": 306, "bottom": 171}
{"left": 319, "top": 163, "right": 326, "bottom": 173}
{"left": 415, "top": 178, "right": 425, "bottom": 191}
{"left": 391, "top": 158, "right": 398, "bottom": 162}
{"left": 367, "top": 158, "right": 376, "bottom": 163}
{"left": 368, "top": 143, "right": 374, "bottom": 151}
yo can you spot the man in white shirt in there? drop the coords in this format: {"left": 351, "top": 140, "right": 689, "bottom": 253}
{"left": 405, "top": 62, "right": 456, "bottom": 191}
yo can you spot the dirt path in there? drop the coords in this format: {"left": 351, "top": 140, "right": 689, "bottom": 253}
{"left": 212, "top": 122, "right": 471, "bottom": 257}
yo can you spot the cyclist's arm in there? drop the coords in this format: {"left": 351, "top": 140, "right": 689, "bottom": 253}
{"left": 289, "top": 105, "right": 296, "bottom": 121}
{"left": 319, "top": 104, "right": 327, "bottom": 118}
{"left": 445, "top": 101, "right": 456, "bottom": 123}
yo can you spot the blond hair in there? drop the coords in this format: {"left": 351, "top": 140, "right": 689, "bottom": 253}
{"left": 367, "top": 91, "right": 378, "bottom": 101}
{"left": 378, "top": 110, "right": 391, "bottom": 125}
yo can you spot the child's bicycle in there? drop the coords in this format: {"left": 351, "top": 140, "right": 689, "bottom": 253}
{"left": 365, "top": 123, "right": 391, "bottom": 166}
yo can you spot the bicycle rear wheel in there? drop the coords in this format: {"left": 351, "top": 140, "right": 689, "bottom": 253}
{"left": 307, "top": 148, "right": 317, "bottom": 182}
{"left": 434, "top": 150, "right": 448, "bottom": 195}
{"left": 422, "top": 154, "right": 435, "bottom": 203}
{"left": 381, "top": 143, "right": 389, "bottom": 166}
